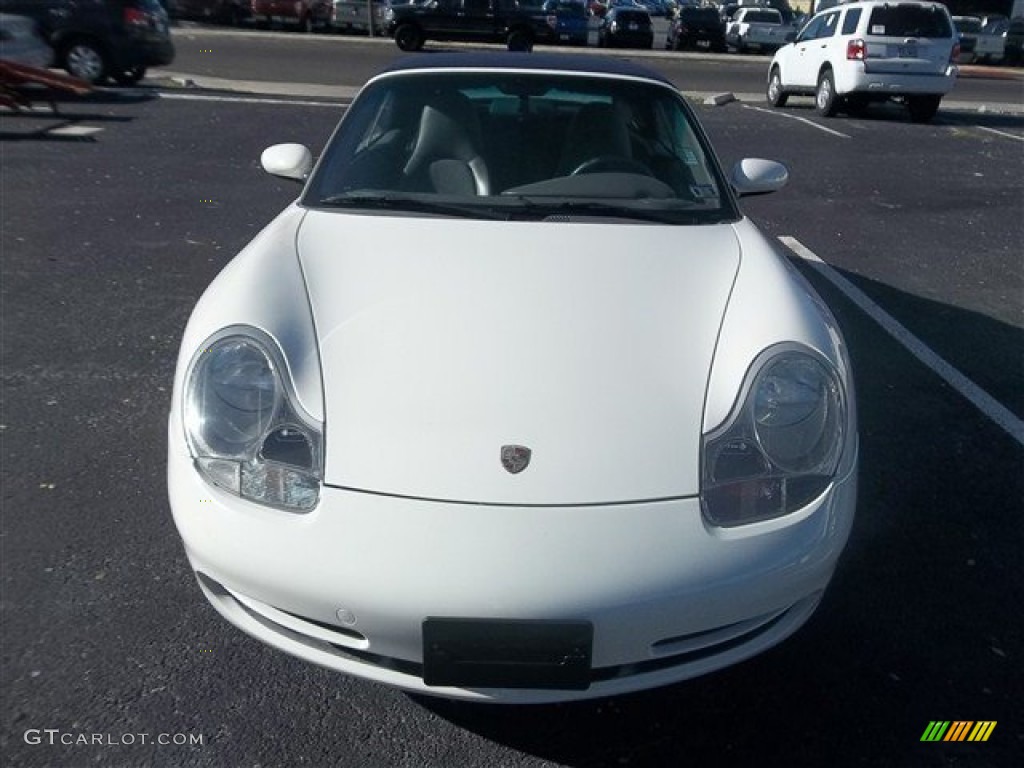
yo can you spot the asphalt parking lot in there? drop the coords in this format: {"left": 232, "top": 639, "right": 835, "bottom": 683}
{"left": 1, "top": 81, "right": 1022, "bottom": 767}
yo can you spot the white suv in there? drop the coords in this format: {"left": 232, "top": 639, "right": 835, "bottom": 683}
{"left": 767, "top": 0, "right": 959, "bottom": 123}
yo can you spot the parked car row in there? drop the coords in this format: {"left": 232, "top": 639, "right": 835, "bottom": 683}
{"left": 951, "top": 14, "right": 1024, "bottom": 66}
{"left": 171, "top": 0, "right": 390, "bottom": 35}
{"left": 163, "top": 0, "right": 1024, "bottom": 69}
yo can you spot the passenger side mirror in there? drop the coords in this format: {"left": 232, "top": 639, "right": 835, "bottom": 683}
{"left": 730, "top": 158, "right": 788, "bottom": 197}
{"left": 261, "top": 143, "right": 313, "bottom": 182}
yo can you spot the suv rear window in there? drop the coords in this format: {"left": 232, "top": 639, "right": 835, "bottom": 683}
{"left": 616, "top": 10, "right": 649, "bottom": 23}
{"left": 866, "top": 4, "right": 952, "bottom": 38}
{"left": 745, "top": 10, "right": 782, "bottom": 23}
{"left": 954, "top": 17, "right": 982, "bottom": 33}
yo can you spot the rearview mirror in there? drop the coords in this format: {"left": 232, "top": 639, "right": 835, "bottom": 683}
{"left": 261, "top": 143, "right": 313, "bottom": 182}
{"left": 730, "top": 158, "right": 788, "bottom": 197}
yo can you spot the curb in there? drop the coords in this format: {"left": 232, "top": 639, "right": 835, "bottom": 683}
{"left": 160, "top": 71, "right": 360, "bottom": 100}
{"left": 703, "top": 92, "right": 737, "bottom": 106}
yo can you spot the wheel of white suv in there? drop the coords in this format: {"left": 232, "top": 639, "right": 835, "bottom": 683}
{"left": 815, "top": 70, "right": 838, "bottom": 117}
{"left": 767, "top": 67, "right": 788, "bottom": 107}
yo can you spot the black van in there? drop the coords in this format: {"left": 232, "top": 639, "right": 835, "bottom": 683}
{"left": 0, "top": 0, "right": 174, "bottom": 84}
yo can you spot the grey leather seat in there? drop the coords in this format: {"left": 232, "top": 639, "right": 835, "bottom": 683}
{"left": 403, "top": 92, "right": 491, "bottom": 196}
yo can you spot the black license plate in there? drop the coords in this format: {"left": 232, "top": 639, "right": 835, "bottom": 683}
{"left": 422, "top": 618, "right": 593, "bottom": 690}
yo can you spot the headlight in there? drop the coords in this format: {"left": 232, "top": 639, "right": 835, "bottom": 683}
{"left": 702, "top": 346, "right": 845, "bottom": 527}
{"left": 184, "top": 330, "right": 322, "bottom": 511}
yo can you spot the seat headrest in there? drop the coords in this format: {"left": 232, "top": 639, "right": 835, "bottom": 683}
{"left": 403, "top": 92, "right": 482, "bottom": 177}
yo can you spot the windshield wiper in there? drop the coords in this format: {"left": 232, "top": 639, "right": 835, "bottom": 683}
{"left": 316, "top": 193, "right": 509, "bottom": 220}
{"left": 507, "top": 198, "right": 704, "bottom": 224}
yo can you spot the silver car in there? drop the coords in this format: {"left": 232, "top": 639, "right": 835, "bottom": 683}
{"left": 331, "top": 0, "right": 388, "bottom": 34}
{"left": 0, "top": 12, "right": 53, "bottom": 69}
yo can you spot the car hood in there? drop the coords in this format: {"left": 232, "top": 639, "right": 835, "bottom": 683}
{"left": 297, "top": 212, "right": 740, "bottom": 505}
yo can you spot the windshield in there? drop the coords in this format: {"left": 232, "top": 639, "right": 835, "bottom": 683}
{"left": 954, "top": 18, "right": 982, "bottom": 34}
{"left": 304, "top": 72, "right": 737, "bottom": 224}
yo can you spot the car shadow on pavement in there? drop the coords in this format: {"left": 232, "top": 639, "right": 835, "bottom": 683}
{"left": 0, "top": 88, "right": 153, "bottom": 141}
{"left": 938, "top": 110, "right": 1024, "bottom": 130}
{"left": 0, "top": 115, "right": 130, "bottom": 142}
{"left": 409, "top": 273, "right": 1022, "bottom": 767}
{"left": 5, "top": 84, "right": 158, "bottom": 106}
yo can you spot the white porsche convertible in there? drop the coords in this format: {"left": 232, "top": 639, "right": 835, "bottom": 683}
{"left": 168, "top": 53, "right": 858, "bottom": 703}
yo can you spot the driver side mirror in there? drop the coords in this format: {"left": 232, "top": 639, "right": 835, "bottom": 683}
{"left": 261, "top": 143, "right": 313, "bottom": 182}
{"left": 730, "top": 158, "right": 788, "bottom": 197}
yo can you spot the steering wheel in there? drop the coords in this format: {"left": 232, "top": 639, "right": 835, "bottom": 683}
{"left": 571, "top": 155, "right": 654, "bottom": 177}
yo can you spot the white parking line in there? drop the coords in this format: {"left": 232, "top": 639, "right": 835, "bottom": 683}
{"left": 780, "top": 236, "right": 1024, "bottom": 447}
{"left": 46, "top": 125, "right": 103, "bottom": 137}
{"left": 976, "top": 126, "right": 1024, "bottom": 142}
{"left": 159, "top": 92, "right": 347, "bottom": 108}
{"left": 743, "top": 105, "right": 852, "bottom": 139}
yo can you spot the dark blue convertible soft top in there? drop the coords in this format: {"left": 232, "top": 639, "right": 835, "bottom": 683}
{"left": 380, "top": 52, "right": 675, "bottom": 87}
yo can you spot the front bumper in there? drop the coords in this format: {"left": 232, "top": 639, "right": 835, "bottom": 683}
{"left": 169, "top": 423, "right": 856, "bottom": 703}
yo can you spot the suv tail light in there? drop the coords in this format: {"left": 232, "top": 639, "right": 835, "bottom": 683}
{"left": 950, "top": 42, "right": 960, "bottom": 62}
{"left": 846, "top": 38, "right": 865, "bottom": 60}
{"left": 124, "top": 7, "right": 151, "bottom": 29}
{"left": 546, "top": 13, "right": 557, "bottom": 30}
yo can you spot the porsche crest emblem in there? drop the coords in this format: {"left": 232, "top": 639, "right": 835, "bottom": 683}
{"left": 500, "top": 445, "right": 531, "bottom": 474}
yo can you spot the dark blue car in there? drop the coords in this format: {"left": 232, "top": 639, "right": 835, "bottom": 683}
{"left": 597, "top": 5, "right": 653, "bottom": 48}
{"left": 543, "top": 0, "right": 589, "bottom": 46}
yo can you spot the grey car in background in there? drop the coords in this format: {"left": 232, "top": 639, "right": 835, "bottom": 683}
{"left": 332, "top": 0, "right": 388, "bottom": 35}
{"left": 0, "top": 12, "right": 53, "bottom": 68}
